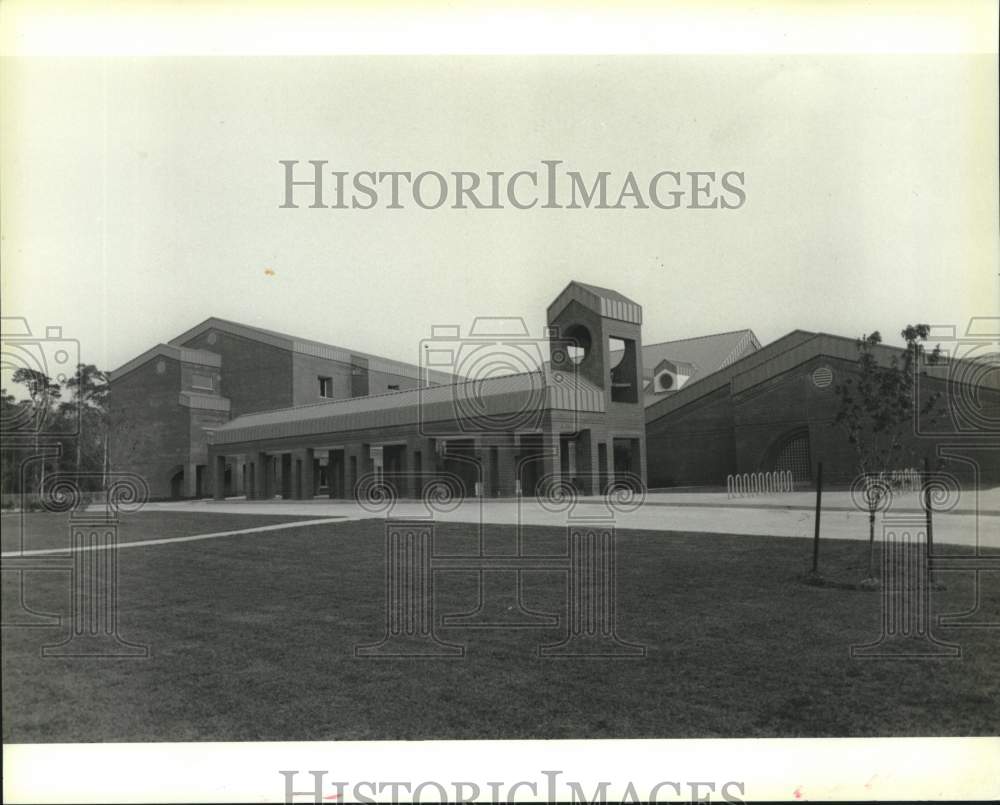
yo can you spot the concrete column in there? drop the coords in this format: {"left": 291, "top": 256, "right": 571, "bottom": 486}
{"left": 213, "top": 455, "right": 226, "bottom": 500}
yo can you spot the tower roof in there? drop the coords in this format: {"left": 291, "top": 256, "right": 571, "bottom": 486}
{"left": 547, "top": 281, "right": 642, "bottom": 325}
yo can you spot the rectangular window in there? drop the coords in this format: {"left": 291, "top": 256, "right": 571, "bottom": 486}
{"left": 318, "top": 376, "right": 333, "bottom": 398}
{"left": 191, "top": 373, "right": 214, "bottom": 391}
{"left": 387, "top": 384, "right": 399, "bottom": 391}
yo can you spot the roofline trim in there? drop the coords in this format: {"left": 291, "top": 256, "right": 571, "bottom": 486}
{"left": 109, "top": 344, "right": 222, "bottom": 382}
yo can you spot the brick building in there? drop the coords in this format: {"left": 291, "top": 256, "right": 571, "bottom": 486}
{"left": 645, "top": 328, "right": 1000, "bottom": 488}
{"left": 108, "top": 318, "right": 454, "bottom": 499}
{"left": 110, "top": 282, "right": 648, "bottom": 500}
{"left": 110, "top": 285, "right": 997, "bottom": 499}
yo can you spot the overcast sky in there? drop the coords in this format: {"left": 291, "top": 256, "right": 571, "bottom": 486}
{"left": 2, "top": 54, "right": 997, "bottom": 384}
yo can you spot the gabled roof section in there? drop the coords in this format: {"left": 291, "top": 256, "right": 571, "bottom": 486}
{"left": 641, "top": 330, "right": 760, "bottom": 381}
{"left": 210, "top": 365, "right": 605, "bottom": 446}
{"left": 168, "top": 317, "right": 452, "bottom": 384}
{"left": 109, "top": 344, "right": 221, "bottom": 381}
{"left": 644, "top": 328, "right": 997, "bottom": 424}
{"left": 547, "top": 281, "right": 642, "bottom": 325}
{"left": 645, "top": 330, "right": 817, "bottom": 422}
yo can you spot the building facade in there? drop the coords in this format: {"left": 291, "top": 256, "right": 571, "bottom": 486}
{"left": 108, "top": 318, "right": 453, "bottom": 498}
{"left": 645, "top": 329, "right": 1000, "bottom": 488}
{"left": 110, "top": 286, "right": 997, "bottom": 499}
{"left": 110, "top": 283, "right": 649, "bottom": 500}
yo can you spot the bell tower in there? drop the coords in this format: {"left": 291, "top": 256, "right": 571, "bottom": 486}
{"left": 547, "top": 281, "right": 644, "bottom": 412}
{"left": 547, "top": 281, "right": 646, "bottom": 492}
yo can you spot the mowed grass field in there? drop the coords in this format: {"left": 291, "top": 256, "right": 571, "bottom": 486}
{"left": 2, "top": 511, "right": 998, "bottom": 742}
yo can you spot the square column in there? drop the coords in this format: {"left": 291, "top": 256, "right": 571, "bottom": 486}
{"left": 540, "top": 431, "right": 560, "bottom": 492}
{"left": 294, "top": 448, "right": 315, "bottom": 499}
{"left": 254, "top": 452, "right": 269, "bottom": 499}
{"left": 327, "top": 450, "right": 340, "bottom": 499}
{"left": 576, "top": 429, "right": 598, "bottom": 496}
{"left": 213, "top": 455, "right": 226, "bottom": 500}
{"left": 280, "top": 453, "right": 293, "bottom": 499}
{"left": 184, "top": 461, "right": 198, "bottom": 498}
{"left": 406, "top": 437, "right": 431, "bottom": 499}
{"left": 245, "top": 461, "right": 256, "bottom": 500}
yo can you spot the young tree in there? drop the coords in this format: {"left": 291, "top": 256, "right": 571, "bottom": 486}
{"left": 10, "top": 368, "right": 62, "bottom": 491}
{"left": 834, "top": 325, "right": 942, "bottom": 580}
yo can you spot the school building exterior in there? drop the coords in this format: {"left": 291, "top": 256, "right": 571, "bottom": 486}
{"left": 108, "top": 283, "right": 1000, "bottom": 500}
{"left": 109, "top": 282, "right": 648, "bottom": 500}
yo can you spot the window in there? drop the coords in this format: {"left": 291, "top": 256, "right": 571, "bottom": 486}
{"left": 609, "top": 337, "right": 639, "bottom": 403}
{"left": 318, "top": 376, "right": 333, "bottom": 398}
{"left": 191, "top": 373, "right": 214, "bottom": 391}
{"left": 387, "top": 384, "right": 399, "bottom": 391}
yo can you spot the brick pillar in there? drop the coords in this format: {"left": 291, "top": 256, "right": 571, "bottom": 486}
{"left": 245, "top": 461, "right": 256, "bottom": 500}
{"left": 327, "top": 450, "right": 338, "bottom": 499}
{"left": 280, "top": 453, "right": 292, "bottom": 498}
{"left": 495, "top": 440, "right": 517, "bottom": 497}
{"left": 255, "top": 452, "right": 269, "bottom": 499}
{"left": 576, "top": 429, "right": 597, "bottom": 495}
{"left": 601, "top": 440, "right": 614, "bottom": 492}
{"left": 294, "top": 448, "right": 314, "bottom": 499}
{"left": 405, "top": 437, "right": 427, "bottom": 499}
{"left": 184, "top": 461, "right": 198, "bottom": 498}
{"left": 213, "top": 455, "right": 226, "bottom": 500}
{"left": 345, "top": 445, "right": 362, "bottom": 499}
{"left": 540, "top": 431, "right": 559, "bottom": 491}
{"left": 477, "top": 438, "right": 493, "bottom": 498}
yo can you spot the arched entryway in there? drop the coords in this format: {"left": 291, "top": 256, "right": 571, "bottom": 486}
{"left": 167, "top": 466, "right": 185, "bottom": 499}
{"left": 761, "top": 428, "right": 812, "bottom": 483}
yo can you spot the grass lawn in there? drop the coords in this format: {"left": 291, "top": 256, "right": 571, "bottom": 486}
{"left": 2, "top": 512, "right": 998, "bottom": 742}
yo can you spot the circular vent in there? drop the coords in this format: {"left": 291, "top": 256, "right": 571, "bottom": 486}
{"left": 811, "top": 365, "right": 833, "bottom": 389}
{"left": 656, "top": 372, "right": 674, "bottom": 391}
{"left": 155, "top": 359, "right": 166, "bottom": 375}
{"left": 206, "top": 332, "right": 218, "bottom": 345}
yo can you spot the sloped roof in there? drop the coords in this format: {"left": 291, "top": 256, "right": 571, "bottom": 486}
{"left": 210, "top": 365, "right": 605, "bottom": 446}
{"left": 168, "top": 317, "right": 453, "bottom": 384}
{"left": 644, "top": 329, "right": 996, "bottom": 424}
{"left": 641, "top": 329, "right": 760, "bottom": 381}
{"left": 547, "top": 281, "right": 642, "bottom": 325}
{"left": 606, "top": 328, "right": 761, "bottom": 405}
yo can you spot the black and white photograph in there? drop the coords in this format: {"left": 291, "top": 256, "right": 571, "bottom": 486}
{"left": 1, "top": 1, "right": 998, "bottom": 802}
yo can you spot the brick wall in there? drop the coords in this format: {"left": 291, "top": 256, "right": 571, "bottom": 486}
{"left": 109, "top": 356, "right": 190, "bottom": 498}
{"left": 180, "top": 329, "right": 293, "bottom": 415}
{"left": 647, "top": 352, "right": 1000, "bottom": 487}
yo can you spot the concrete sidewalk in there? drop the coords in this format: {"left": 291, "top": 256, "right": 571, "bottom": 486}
{"left": 143, "top": 489, "right": 999, "bottom": 550}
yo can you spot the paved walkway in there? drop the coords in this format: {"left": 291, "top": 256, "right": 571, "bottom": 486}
{"left": 140, "top": 489, "right": 1000, "bottom": 550}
